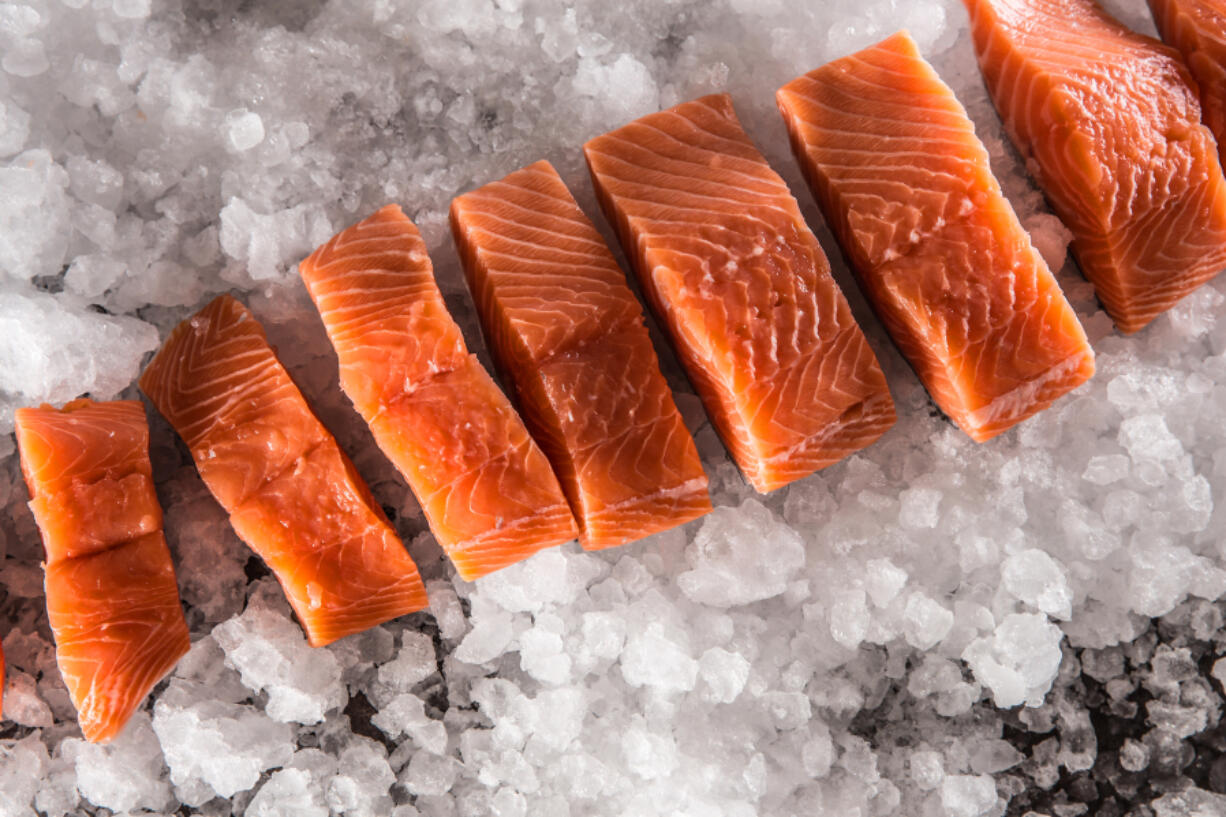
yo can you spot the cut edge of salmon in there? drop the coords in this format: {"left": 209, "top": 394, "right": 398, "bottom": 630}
{"left": 299, "top": 211, "right": 581, "bottom": 578}
{"left": 449, "top": 158, "right": 713, "bottom": 547}
{"left": 776, "top": 28, "right": 1097, "bottom": 444}
{"left": 962, "top": 0, "right": 1226, "bottom": 335}
{"left": 582, "top": 93, "right": 896, "bottom": 494}
{"left": 15, "top": 399, "right": 190, "bottom": 743}
{"left": 139, "top": 294, "right": 430, "bottom": 645}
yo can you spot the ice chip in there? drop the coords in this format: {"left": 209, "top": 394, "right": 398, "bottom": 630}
{"left": 910, "top": 749, "right": 944, "bottom": 790}
{"left": 962, "top": 613, "right": 1064, "bottom": 708}
{"left": 371, "top": 693, "right": 448, "bottom": 753}
{"left": 940, "top": 774, "right": 998, "bottom": 817}
{"left": 402, "top": 752, "right": 459, "bottom": 797}
{"left": 1001, "top": 548, "right": 1073, "bottom": 619}
{"left": 0, "top": 290, "right": 159, "bottom": 437}
{"left": 64, "top": 711, "right": 173, "bottom": 813}
{"left": 898, "top": 487, "right": 942, "bottom": 529}
{"left": 2, "top": 670, "right": 52, "bottom": 727}
{"left": 225, "top": 109, "right": 266, "bottom": 152}
{"left": 3, "top": 38, "right": 49, "bottom": 77}
{"left": 454, "top": 608, "right": 514, "bottom": 664}
{"left": 213, "top": 597, "right": 347, "bottom": 724}
{"left": 112, "top": 0, "right": 151, "bottom": 19}
{"left": 0, "top": 102, "right": 30, "bottom": 158}
{"left": 1118, "top": 414, "right": 1184, "bottom": 461}
{"left": 219, "top": 196, "right": 332, "bottom": 282}
{"left": 326, "top": 738, "right": 395, "bottom": 817}
{"left": 698, "top": 646, "right": 750, "bottom": 703}
{"left": 829, "top": 586, "right": 869, "bottom": 649}
{"left": 678, "top": 498, "right": 805, "bottom": 607}
{"left": 621, "top": 622, "right": 698, "bottom": 692}
{"left": 152, "top": 679, "right": 295, "bottom": 800}
{"left": 377, "top": 630, "right": 437, "bottom": 691}
{"left": 903, "top": 591, "right": 954, "bottom": 649}
{"left": 0, "top": 733, "right": 48, "bottom": 816}
{"left": 864, "top": 557, "right": 908, "bottom": 607}
{"left": 246, "top": 768, "right": 328, "bottom": 817}
{"left": 0, "top": 150, "right": 71, "bottom": 281}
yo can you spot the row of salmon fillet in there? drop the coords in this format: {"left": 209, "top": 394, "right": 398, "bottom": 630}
{"left": 8, "top": 0, "right": 1226, "bottom": 743}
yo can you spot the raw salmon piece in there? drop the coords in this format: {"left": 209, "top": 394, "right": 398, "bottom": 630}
{"left": 449, "top": 160, "right": 712, "bottom": 548}
{"left": 1148, "top": 0, "right": 1226, "bottom": 164}
{"left": 583, "top": 94, "right": 896, "bottom": 493}
{"left": 777, "top": 31, "right": 1096, "bottom": 442}
{"left": 138, "top": 298, "right": 329, "bottom": 509}
{"left": 299, "top": 205, "right": 578, "bottom": 580}
{"left": 963, "top": 0, "right": 1226, "bottom": 333}
{"left": 16, "top": 400, "right": 162, "bottom": 562}
{"left": 45, "top": 533, "right": 187, "bottom": 742}
{"left": 14, "top": 399, "right": 189, "bottom": 742}
{"left": 140, "top": 295, "right": 428, "bottom": 646}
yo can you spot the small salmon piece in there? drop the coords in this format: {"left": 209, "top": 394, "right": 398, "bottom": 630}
{"left": 450, "top": 160, "right": 711, "bottom": 548}
{"left": 14, "top": 399, "right": 189, "bottom": 742}
{"left": 777, "top": 31, "right": 1096, "bottom": 442}
{"left": 299, "top": 205, "right": 578, "bottom": 580}
{"left": 584, "top": 94, "right": 896, "bottom": 493}
{"left": 139, "top": 295, "right": 428, "bottom": 646}
{"left": 963, "top": 0, "right": 1226, "bottom": 333}
{"left": 1148, "top": 0, "right": 1226, "bottom": 166}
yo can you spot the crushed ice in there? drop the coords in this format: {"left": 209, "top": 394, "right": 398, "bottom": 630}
{"left": 2, "top": 0, "right": 1226, "bottom": 815}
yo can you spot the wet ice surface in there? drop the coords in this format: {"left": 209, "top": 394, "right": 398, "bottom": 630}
{"left": 2, "top": 0, "right": 1226, "bottom": 815}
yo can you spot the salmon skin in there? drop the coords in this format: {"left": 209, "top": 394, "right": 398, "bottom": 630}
{"left": 449, "top": 160, "right": 712, "bottom": 549}
{"left": 14, "top": 398, "right": 189, "bottom": 742}
{"left": 777, "top": 31, "right": 1096, "bottom": 442}
{"left": 299, "top": 205, "right": 579, "bottom": 580}
{"left": 1148, "top": 0, "right": 1226, "bottom": 166}
{"left": 583, "top": 93, "right": 896, "bottom": 493}
{"left": 963, "top": 0, "right": 1226, "bottom": 333}
{"left": 139, "top": 295, "right": 428, "bottom": 646}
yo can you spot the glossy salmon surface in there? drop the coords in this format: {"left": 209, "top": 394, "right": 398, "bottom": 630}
{"left": 963, "top": 0, "right": 1226, "bottom": 332}
{"left": 299, "top": 205, "right": 578, "bottom": 579}
{"left": 777, "top": 31, "right": 1096, "bottom": 442}
{"left": 450, "top": 160, "right": 711, "bottom": 548}
{"left": 14, "top": 398, "right": 189, "bottom": 742}
{"left": 584, "top": 94, "right": 896, "bottom": 492}
{"left": 139, "top": 295, "right": 428, "bottom": 645}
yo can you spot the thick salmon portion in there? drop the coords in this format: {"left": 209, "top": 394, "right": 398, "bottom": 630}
{"left": 1148, "top": 0, "right": 1226, "bottom": 165}
{"left": 583, "top": 94, "right": 896, "bottom": 493}
{"left": 777, "top": 31, "right": 1096, "bottom": 442}
{"left": 14, "top": 399, "right": 189, "bottom": 742}
{"left": 963, "top": 0, "right": 1226, "bottom": 333}
{"left": 139, "top": 295, "right": 427, "bottom": 645}
{"left": 299, "top": 205, "right": 578, "bottom": 580}
{"left": 449, "top": 160, "right": 711, "bottom": 548}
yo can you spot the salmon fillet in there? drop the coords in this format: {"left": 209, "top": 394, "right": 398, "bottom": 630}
{"left": 449, "top": 160, "right": 712, "bottom": 548}
{"left": 139, "top": 295, "right": 428, "bottom": 645}
{"left": 299, "top": 205, "right": 578, "bottom": 579}
{"left": 1148, "top": 0, "right": 1226, "bottom": 165}
{"left": 963, "top": 0, "right": 1226, "bottom": 333}
{"left": 14, "top": 398, "right": 189, "bottom": 742}
{"left": 777, "top": 31, "right": 1096, "bottom": 442}
{"left": 583, "top": 94, "right": 896, "bottom": 493}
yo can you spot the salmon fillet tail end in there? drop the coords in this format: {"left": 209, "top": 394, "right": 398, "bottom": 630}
{"left": 776, "top": 30, "right": 1095, "bottom": 443}
{"left": 962, "top": 0, "right": 1226, "bottom": 334}
{"left": 582, "top": 93, "right": 895, "bottom": 495}
{"left": 14, "top": 399, "right": 190, "bottom": 743}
